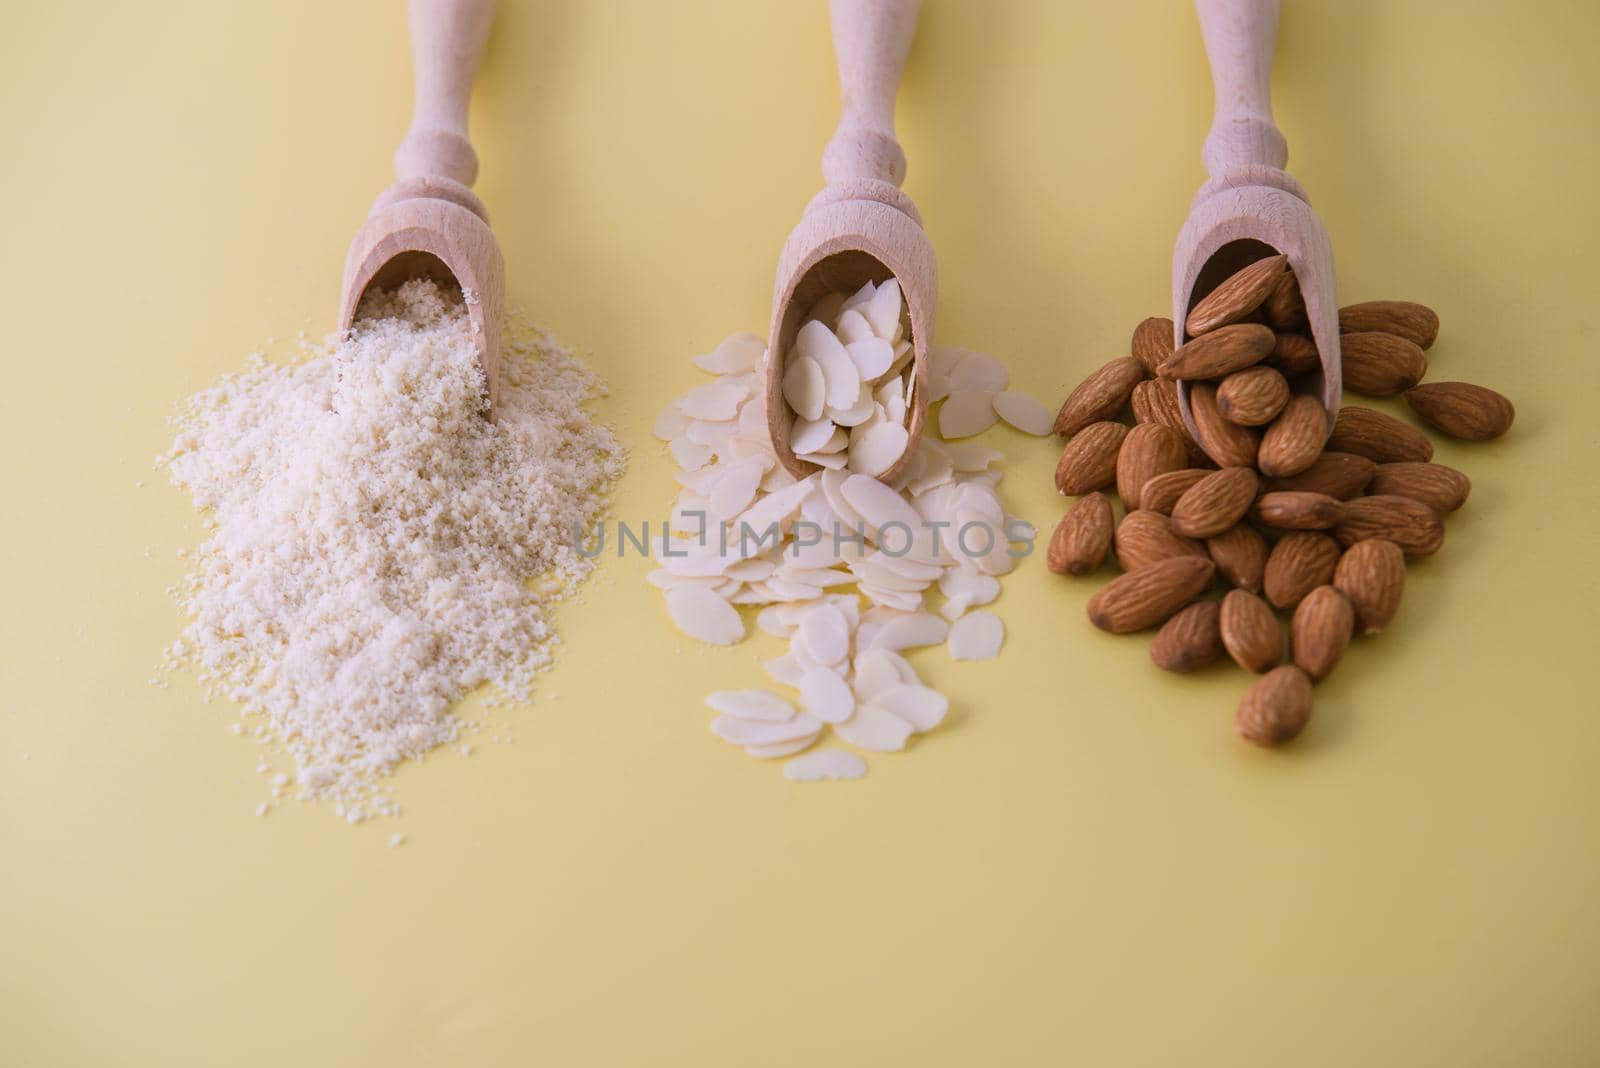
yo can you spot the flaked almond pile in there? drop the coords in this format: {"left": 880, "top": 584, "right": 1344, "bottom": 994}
{"left": 1047, "top": 255, "right": 1514, "bottom": 745}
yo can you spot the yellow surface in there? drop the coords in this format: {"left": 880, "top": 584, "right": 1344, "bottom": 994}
{"left": 3, "top": 2, "right": 1598, "bottom": 1064}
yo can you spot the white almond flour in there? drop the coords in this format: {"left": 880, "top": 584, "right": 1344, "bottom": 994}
{"left": 162, "top": 279, "right": 624, "bottom": 811}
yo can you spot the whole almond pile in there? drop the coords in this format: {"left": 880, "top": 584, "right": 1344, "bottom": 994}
{"left": 1048, "top": 254, "right": 1515, "bottom": 746}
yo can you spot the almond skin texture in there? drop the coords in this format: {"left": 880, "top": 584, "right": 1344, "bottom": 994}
{"left": 1131, "top": 316, "right": 1176, "bottom": 376}
{"left": 1339, "top": 300, "right": 1440, "bottom": 350}
{"left": 1131, "top": 379, "right": 1210, "bottom": 465}
{"left": 1257, "top": 395, "right": 1332, "bottom": 478}
{"left": 1140, "top": 468, "right": 1209, "bottom": 515}
{"left": 1161, "top": 323, "right": 1275, "bottom": 380}
{"left": 1216, "top": 366, "right": 1291, "bottom": 426}
{"left": 1115, "top": 510, "right": 1209, "bottom": 572}
{"left": 1185, "top": 255, "right": 1289, "bottom": 335}
{"left": 1188, "top": 382, "right": 1260, "bottom": 468}
{"left": 1263, "top": 270, "right": 1307, "bottom": 330}
{"left": 1150, "top": 601, "right": 1225, "bottom": 673}
{"left": 1171, "top": 467, "right": 1260, "bottom": 539}
{"left": 1206, "top": 524, "right": 1268, "bottom": 593}
{"left": 1333, "top": 495, "right": 1445, "bottom": 558}
{"left": 1264, "top": 451, "right": 1377, "bottom": 499}
{"left": 1046, "top": 492, "right": 1114, "bottom": 576}
{"left": 1236, "top": 666, "right": 1314, "bottom": 746}
{"left": 1087, "top": 556, "right": 1216, "bottom": 634}
{"left": 1116, "top": 424, "right": 1189, "bottom": 510}
{"left": 1251, "top": 491, "right": 1347, "bottom": 531}
{"left": 1053, "top": 357, "right": 1145, "bottom": 437}
{"left": 1292, "top": 585, "right": 1354, "bottom": 681}
{"left": 1220, "top": 589, "right": 1282, "bottom": 673}
{"left": 1404, "top": 382, "right": 1516, "bottom": 441}
{"left": 1368, "top": 462, "right": 1471, "bottom": 513}
{"left": 1340, "top": 332, "right": 1428, "bottom": 396}
{"left": 1268, "top": 332, "right": 1320, "bottom": 376}
{"left": 1327, "top": 406, "right": 1434, "bottom": 464}
{"left": 1332, "top": 538, "right": 1406, "bottom": 635}
{"left": 1055, "top": 422, "right": 1129, "bottom": 495}
{"left": 1264, "top": 532, "right": 1341, "bottom": 610}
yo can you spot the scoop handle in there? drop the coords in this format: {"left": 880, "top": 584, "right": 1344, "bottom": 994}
{"left": 821, "top": 0, "right": 922, "bottom": 187}
{"left": 394, "top": 0, "right": 498, "bottom": 187}
{"left": 1196, "top": 0, "right": 1289, "bottom": 177}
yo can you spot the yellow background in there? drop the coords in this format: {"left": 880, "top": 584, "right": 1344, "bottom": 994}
{"left": 3, "top": 2, "right": 1598, "bottom": 1064}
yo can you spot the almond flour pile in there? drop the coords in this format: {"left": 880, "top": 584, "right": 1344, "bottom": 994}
{"left": 162, "top": 279, "right": 623, "bottom": 815}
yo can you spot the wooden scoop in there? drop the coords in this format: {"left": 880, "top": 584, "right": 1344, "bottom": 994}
{"left": 339, "top": 0, "right": 505, "bottom": 410}
{"left": 765, "top": 0, "right": 937, "bottom": 483}
{"left": 1172, "top": 0, "right": 1340, "bottom": 455}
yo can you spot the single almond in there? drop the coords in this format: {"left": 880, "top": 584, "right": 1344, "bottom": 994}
{"left": 1338, "top": 300, "right": 1440, "bottom": 350}
{"left": 1404, "top": 382, "right": 1515, "bottom": 441}
{"left": 1131, "top": 378, "right": 1209, "bottom": 465}
{"left": 1220, "top": 589, "right": 1282, "bottom": 673}
{"left": 1150, "top": 600, "right": 1224, "bottom": 673}
{"left": 1332, "top": 538, "right": 1406, "bottom": 635}
{"left": 1368, "top": 462, "right": 1471, "bottom": 513}
{"left": 1171, "top": 466, "right": 1260, "bottom": 539}
{"left": 1263, "top": 451, "right": 1377, "bottom": 499}
{"left": 1263, "top": 531, "right": 1341, "bottom": 610}
{"left": 1115, "top": 510, "right": 1208, "bottom": 572}
{"left": 1236, "top": 666, "right": 1314, "bottom": 746}
{"left": 1054, "top": 421, "right": 1129, "bottom": 495}
{"left": 1131, "top": 316, "right": 1176, "bottom": 376}
{"left": 1216, "top": 366, "right": 1291, "bottom": 426}
{"left": 1116, "top": 424, "right": 1189, "bottom": 510}
{"left": 1046, "top": 491, "right": 1114, "bottom": 576}
{"left": 1185, "top": 255, "right": 1289, "bottom": 335}
{"left": 1140, "top": 468, "right": 1209, "bottom": 514}
{"left": 1053, "top": 357, "right": 1145, "bottom": 437}
{"left": 1291, "top": 585, "right": 1354, "bottom": 681}
{"left": 1161, "top": 323, "right": 1275, "bottom": 380}
{"left": 1327, "top": 405, "right": 1434, "bottom": 464}
{"left": 1268, "top": 332, "right": 1320, "bottom": 376}
{"left": 1086, "top": 556, "right": 1217, "bottom": 634}
{"left": 1262, "top": 270, "right": 1307, "bottom": 330}
{"left": 1332, "top": 494, "right": 1445, "bottom": 558}
{"left": 1205, "top": 524, "right": 1267, "bottom": 594}
{"left": 1340, "top": 332, "right": 1428, "bottom": 396}
{"left": 1256, "top": 395, "right": 1329, "bottom": 478}
{"left": 1250, "top": 491, "right": 1347, "bottom": 531}
{"left": 1188, "top": 382, "right": 1260, "bottom": 468}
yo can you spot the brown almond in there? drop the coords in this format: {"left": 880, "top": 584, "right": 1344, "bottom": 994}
{"left": 1332, "top": 495, "right": 1445, "bottom": 558}
{"left": 1053, "top": 357, "right": 1146, "bottom": 437}
{"left": 1185, "top": 255, "right": 1289, "bottom": 335}
{"left": 1131, "top": 316, "right": 1176, "bottom": 376}
{"left": 1368, "top": 462, "right": 1471, "bottom": 513}
{"left": 1086, "top": 556, "right": 1217, "bottom": 634}
{"left": 1236, "top": 666, "right": 1314, "bottom": 746}
{"left": 1268, "top": 332, "right": 1320, "bottom": 376}
{"left": 1160, "top": 323, "right": 1275, "bottom": 380}
{"left": 1220, "top": 589, "right": 1282, "bottom": 673}
{"left": 1256, "top": 395, "right": 1329, "bottom": 479}
{"left": 1263, "top": 531, "right": 1341, "bottom": 610}
{"left": 1115, "top": 510, "right": 1208, "bottom": 572}
{"left": 1054, "top": 421, "right": 1129, "bottom": 495}
{"left": 1150, "top": 601, "right": 1224, "bottom": 673}
{"left": 1046, "top": 492, "right": 1114, "bottom": 576}
{"left": 1140, "top": 468, "right": 1209, "bottom": 515}
{"left": 1131, "top": 379, "right": 1210, "bottom": 466}
{"left": 1216, "top": 366, "right": 1291, "bottom": 426}
{"left": 1404, "top": 382, "right": 1515, "bottom": 441}
{"left": 1339, "top": 300, "right": 1440, "bottom": 350}
{"left": 1116, "top": 424, "right": 1189, "bottom": 510}
{"left": 1340, "top": 332, "right": 1428, "bottom": 396}
{"left": 1205, "top": 524, "right": 1268, "bottom": 593}
{"left": 1251, "top": 491, "right": 1347, "bottom": 531}
{"left": 1263, "top": 451, "right": 1377, "bottom": 499}
{"left": 1291, "top": 586, "right": 1354, "bottom": 681}
{"left": 1171, "top": 466, "right": 1260, "bottom": 539}
{"left": 1188, "top": 382, "right": 1260, "bottom": 468}
{"left": 1332, "top": 538, "right": 1406, "bottom": 635}
{"left": 1327, "top": 405, "right": 1434, "bottom": 464}
{"left": 1262, "top": 270, "right": 1307, "bottom": 330}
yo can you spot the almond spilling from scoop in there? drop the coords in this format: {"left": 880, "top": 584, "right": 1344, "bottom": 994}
{"left": 1220, "top": 589, "right": 1282, "bottom": 673}
{"left": 1131, "top": 316, "right": 1176, "bottom": 376}
{"left": 1055, "top": 421, "right": 1129, "bottom": 495}
{"left": 1236, "top": 666, "right": 1314, "bottom": 746}
{"left": 1404, "top": 382, "right": 1515, "bottom": 441}
{"left": 1046, "top": 491, "right": 1114, "bottom": 576}
{"left": 1116, "top": 424, "right": 1189, "bottom": 510}
{"left": 1053, "top": 357, "right": 1145, "bottom": 437}
{"left": 1327, "top": 405, "right": 1434, "bottom": 464}
{"left": 1115, "top": 509, "right": 1208, "bottom": 572}
{"left": 1368, "top": 462, "right": 1471, "bottom": 513}
{"left": 1256, "top": 394, "right": 1330, "bottom": 479}
{"left": 1205, "top": 524, "right": 1267, "bottom": 594}
{"left": 1086, "top": 556, "right": 1215, "bottom": 634}
{"left": 1340, "top": 332, "right": 1428, "bottom": 396}
{"left": 1263, "top": 531, "right": 1341, "bottom": 611}
{"left": 1332, "top": 495, "right": 1445, "bottom": 558}
{"left": 1188, "top": 382, "right": 1260, "bottom": 468}
{"left": 1268, "top": 332, "right": 1320, "bottom": 376}
{"left": 1150, "top": 600, "right": 1224, "bottom": 673}
{"left": 1216, "top": 366, "right": 1291, "bottom": 426}
{"left": 1291, "top": 585, "right": 1353, "bottom": 681}
{"left": 1332, "top": 538, "right": 1405, "bottom": 635}
{"left": 1140, "top": 468, "right": 1209, "bottom": 515}
{"left": 1171, "top": 466, "right": 1260, "bottom": 539}
{"left": 1338, "top": 300, "right": 1440, "bottom": 350}
{"left": 1131, "top": 378, "right": 1208, "bottom": 464}
{"left": 1263, "top": 451, "right": 1376, "bottom": 499}
{"left": 1185, "top": 254, "right": 1289, "bottom": 335}
{"left": 1161, "top": 323, "right": 1275, "bottom": 381}
{"left": 1262, "top": 270, "right": 1307, "bottom": 330}
{"left": 1250, "top": 491, "right": 1347, "bottom": 531}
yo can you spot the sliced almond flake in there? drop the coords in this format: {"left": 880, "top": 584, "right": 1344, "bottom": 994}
{"left": 694, "top": 332, "right": 765, "bottom": 374}
{"left": 711, "top": 712, "right": 822, "bottom": 747}
{"left": 840, "top": 473, "right": 924, "bottom": 542}
{"left": 783, "top": 748, "right": 867, "bottom": 782}
{"left": 947, "top": 350, "right": 1008, "bottom": 394}
{"left": 960, "top": 469, "right": 1004, "bottom": 488}
{"left": 941, "top": 442, "right": 1003, "bottom": 471}
{"left": 856, "top": 621, "right": 881, "bottom": 648}
{"left": 670, "top": 495, "right": 709, "bottom": 536}
{"left": 938, "top": 391, "right": 1000, "bottom": 439}
{"left": 908, "top": 447, "right": 954, "bottom": 496}
{"left": 812, "top": 425, "right": 850, "bottom": 454}
{"left": 766, "top": 578, "right": 825, "bottom": 602}
{"left": 849, "top": 557, "right": 929, "bottom": 592}
{"left": 764, "top": 653, "right": 807, "bottom": 687}
{"left": 684, "top": 418, "right": 737, "bottom": 449}
{"left": 859, "top": 584, "right": 926, "bottom": 612}
{"left": 714, "top": 578, "right": 743, "bottom": 597}
{"left": 706, "top": 690, "right": 796, "bottom": 722}
{"left": 939, "top": 593, "right": 972, "bottom": 622}
{"left": 782, "top": 355, "right": 826, "bottom": 421}
{"left": 992, "top": 390, "right": 1054, "bottom": 435}
{"left": 821, "top": 468, "right": 866, "bottom": 529}
{"left": 871, "top": 551, "right": 944, "bottom": 584}
{"left": 799, "top": 668, "right": 855, "bottom": 724}
{"left": 654, "top": 402, "right": 690, "bottom": 441}
{"left": 737, "top": 393, "right": 769, "bottom": 432}
{"left": 723, "top": 434, "right": 777, "bottom": 465}
{"left": 757, "top": 606, "right": 794, "bottom": 638}
{"left": 840, "top": 280, "right": 876, "bottom": 314}
{"left": 864, "top": 277, "right": 903, "bottom": 339}
{"left": 655, "top": 542, "right": 740, "bottom": 577}
{"left": 852, "top": 649, "right": 905, "bottom": 702}
{"left": 669, "top": 438, "right": 712, "bottom": 471}
{"left": 747, "top": 736, "right": 818, "bottom": 759}
{"left": 780, "top": 566, "right": 853, "bottom": 589}
{"left": 680, "top": 381, "right": 749, "bottom": 421}
{"left": 805, "top": 291, "right": 846, "bottom": 327}
{"left": 846, "top": 337, "right": 895, "bottom": 381}
{"left": 846, "top": 422, "right": 909, "bottom": 478}
{"left": 870, "top": 612, "right": 949, "bottom": 652}
{"left": 646, "top": 570, "right": 722, "bottom": 591}
{"left": 883, "top": 340, "right": 914, "bottom": 383}
{"left": 835, "top": 703, "right": 913, "bottom": 752}
{"left": 828, "top": 387, "right": 878, "bottom": 427}
{"left": 708, "top": 458, "right": 764, "bottom": 519}
{"left": 798, "top": 604, "right": 851, "bottom": 666}
{"left": 1007, "top": 517, "right": 1037, "bottom": 542}
{"left": 665, "top": 586, "right": 745, "bottom": 645}
{"left": 727, "top": 587, "right": 768, "bottom": 605}
{"left": 797, "top": 320, "right": 861, "bottom": 411}
{"left": 836, "top": 308, "right": 873, "bottom": 344}
{"left": 725, "top": 557, "right": 777, "bottom": 582}
{"left": 731, "top": 477, "right": 815, "bottom": 537}
{"left": 948, "top": 610, "right": 1004, "bottom": 660}
{"left": 874, "top": 684, "right": 949, "bottom": 732}
{"left": 674, "top": 464, "right": 723, "bottom": 492}
{"left": 759, "top": 463, "right": 799, "bottom": 493}
{"left": 938, "top": 568, "right": 1000, "bottom": 606}
{"left": 802, "top": 452, "right": 848, "bottom": 470}
{"left": 782, "top": 537, "right": 844, "bottom": 570}
{"left": 789, "top": 416, "right": 836, "bottom": 456}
